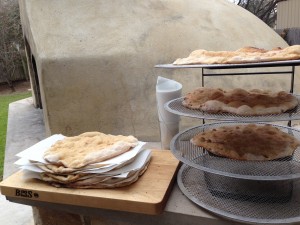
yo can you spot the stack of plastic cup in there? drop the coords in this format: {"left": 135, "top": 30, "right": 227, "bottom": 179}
{"left": 156, "top": 76, "right": 182, "bottom": 149}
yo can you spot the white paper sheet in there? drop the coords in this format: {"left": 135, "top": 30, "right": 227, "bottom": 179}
{"left": 22, "top": 169, "right": 130, "bottom": 180}
{"left": 21, "top": 149, "right": 151, "bottom": 180}
{"left": 90, "top": 149, "right": 151, "bottom": 175}
{"left": 16, "top": 134, "right": 66, "bottom": 163}
{"left": 16, "top": 134, "right": 145, "bottom": 167}
{"left": 88, "top": 141, "right": 146, "bottom": 166}
{"left": 15, "top": 133, "right": 151, "bottom": 179}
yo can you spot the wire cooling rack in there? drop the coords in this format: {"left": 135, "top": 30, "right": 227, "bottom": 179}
{"left": 170, "top": 122, "right": 300, "bottom": 180}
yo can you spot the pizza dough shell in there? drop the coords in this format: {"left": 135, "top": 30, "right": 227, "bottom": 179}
{"left": 182, "top": 87, "right": 298, "bottom": 116}
{"left": 191, "top": 124, "right": 300, "bottom": 161}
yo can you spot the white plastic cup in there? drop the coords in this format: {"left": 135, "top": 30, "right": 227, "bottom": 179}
{"left": 156, "top": 76, "right": 182, "bottom": 123}
{"left": 159, "top": 121, "right": 179, "bottom": 150}
{"left": 156, "top": 76, "right": 182, "bottom": 149}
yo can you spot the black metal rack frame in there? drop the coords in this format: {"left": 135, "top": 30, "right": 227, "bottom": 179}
{"left": 155, "top": 60, "right": 300, "bottom": 224}
{"left": 156, "top": 60, "right": 300, "bottom": 126}
{"left": 155, "top": 59, "right": 300, "bottom": 93}
{"left": 201, "top": 66, "right": 296, "bottom": 93}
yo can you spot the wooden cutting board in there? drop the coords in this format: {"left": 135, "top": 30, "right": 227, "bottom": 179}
{"left": 0, "top": 150, "right": 179, "bottom": 215}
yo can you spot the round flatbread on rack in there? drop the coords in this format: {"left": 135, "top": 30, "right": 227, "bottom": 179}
{"left": 173, "top": 45, "right": 300, "bottom": 65}
{"left": 182, "top": 87, "right": 298, "bottom": 116}
{"left": 191, "top": 124, "right": 300, "bottom": 161}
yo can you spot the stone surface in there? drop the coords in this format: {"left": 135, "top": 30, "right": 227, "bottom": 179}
{"left": 1, "top": 98, "right": 45, "bottom": 225}
{"left": 19, "top": 0, "right": 292, "bottom": 141}
{"left": 0, "top": 195, "right": 34, "bottom": 225}
{"left": 32, "top": 207, "right": 85, "bottom": 225}
{"left": 4, "top": 98, "right": 45, "bottom": 179}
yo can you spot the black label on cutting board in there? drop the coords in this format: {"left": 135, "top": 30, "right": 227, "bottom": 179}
{"left": 15, "top": 189, "right": 39, "bottom": 198}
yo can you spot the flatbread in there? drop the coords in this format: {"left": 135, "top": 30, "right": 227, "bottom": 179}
{"left": 173, "top": 45, "right": 300, "bottom": 65}
{"left": 38, "top": 153, "right": 136, "bottom": 174}
{"left": 36, "top": 164, "right": 78, "bottom": 174}
{"left": 43, "top": 132, "right": 139, "bottom": 169}
{"left": 40, "top": 172, "right": 93, "bottom": 184}
{"left": 43, "top": 159, "right": 151, "bottom": 189}
{"left": 182, "top": 87, "right": 298, "bottom": 116}
{"left": 191, "top": 124, "right": 300, "bottom": 161}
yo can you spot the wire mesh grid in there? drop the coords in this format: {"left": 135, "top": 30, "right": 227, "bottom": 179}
{"left": 178, "top": 164, "right": 300, "bottom": 224}
{"left": 170, "top": 122, "right": 300, "bottom": 180}
{"left": 165, "top": 97, "right": 300, "bottom": 122}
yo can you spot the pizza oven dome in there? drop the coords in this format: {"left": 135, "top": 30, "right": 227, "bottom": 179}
{"left": 20, "top": 0, "right": 289, "bottom": 139}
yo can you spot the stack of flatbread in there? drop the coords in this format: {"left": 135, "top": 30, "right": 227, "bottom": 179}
{"left": 173, "top": 45, "right": 300, "bottom": 65}
{"left": 191, "top": 124, "right": 300, "bottom": 161}
{"left": 15, "top": 132, "right": 151, "bottom": 188}
{"left": 182, "top": 87, "right": 298, "bottom": 116}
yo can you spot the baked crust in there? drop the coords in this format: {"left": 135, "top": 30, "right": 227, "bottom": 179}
{"left": 40, "top": 158, "right": 151, "bottom": 188}
{"left": 191, "top": 124, "right": 300, "bottom": 161}
{"left": 182, "top": 87, "right": 298, "bottom": 116}
{"left": 43, "top": 132, "right": 138, "bottom": 169}
{"left": 173, "top": 45, "right": 300, "bottom": 65}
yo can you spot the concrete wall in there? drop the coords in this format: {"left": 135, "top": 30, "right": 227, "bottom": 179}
{"left": 19, "top": 0, "right": 292, "bottom": 141}
{"left": 277, "top": 0, "right": 300, "bottom": 29}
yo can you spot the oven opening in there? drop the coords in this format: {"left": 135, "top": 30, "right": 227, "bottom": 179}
{"left": 24, "top": 37, "right": 42, "bottom": 109}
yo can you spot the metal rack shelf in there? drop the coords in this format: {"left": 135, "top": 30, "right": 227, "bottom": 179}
{"left": 155, "top": 59, "right": 300, "bottom": 92}
{"left": 164, "top": 96, "right": 300, "bottom": 122}
{"left": 155, "top": 59, "right": 300, "bottom": 69}
{"left": 170, "top": 122, "right": 300, "bottom": 180}
{"left": 156, "top": 60, "right": 300, "bottom": 224}
{"left": 177, "top": 164, "right": 300, "bottom": 224}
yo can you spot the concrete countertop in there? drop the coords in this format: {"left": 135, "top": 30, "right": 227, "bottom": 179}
{"left": 2, "top": 98, "right": 300, "bottom": 225}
